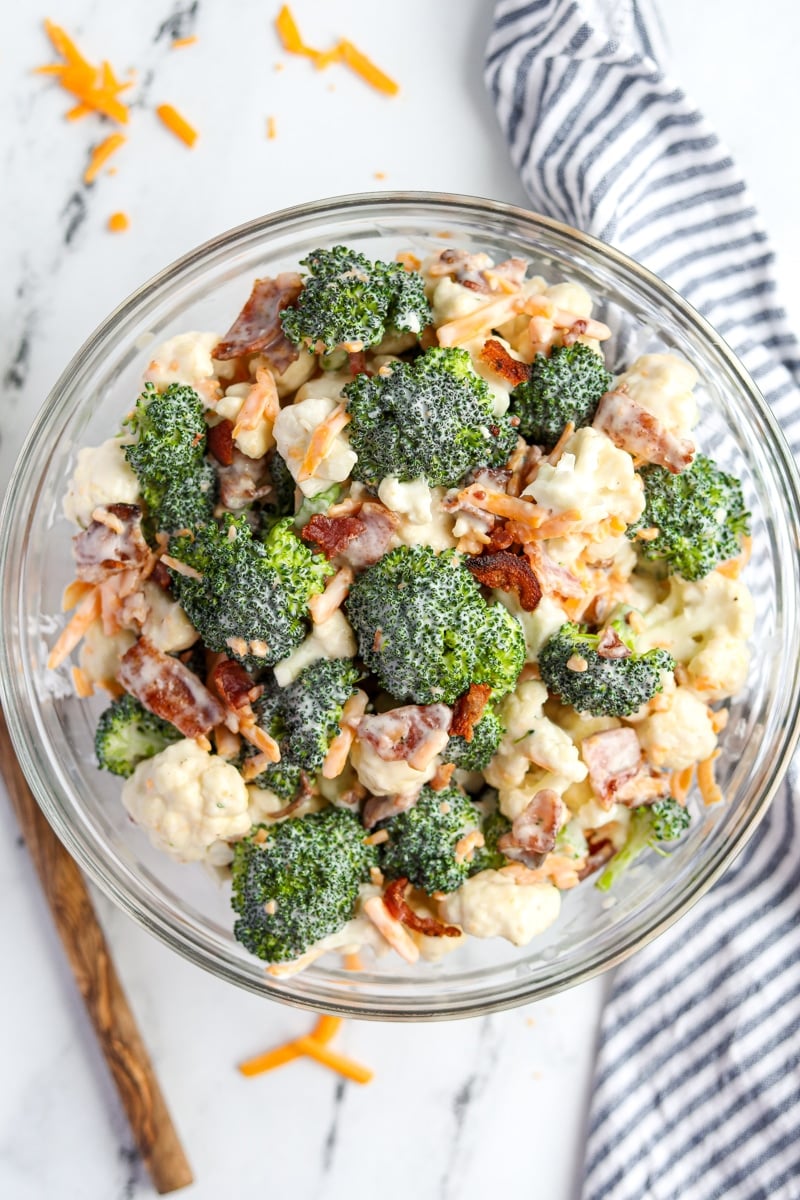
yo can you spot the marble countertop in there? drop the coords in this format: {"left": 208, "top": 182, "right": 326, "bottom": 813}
{"left": 2, "top": 2, "right": 798, "bottom": 1198}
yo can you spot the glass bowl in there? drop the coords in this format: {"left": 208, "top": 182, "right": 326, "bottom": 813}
{"left": 2, "top": 192, "right": 799, "bottom": 1021}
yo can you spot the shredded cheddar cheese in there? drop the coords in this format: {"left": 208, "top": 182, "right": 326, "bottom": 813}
{"left": 84, "top": 133, "right": 126, "bottom": 184}
{"left": 108, "top": 211, "right": 130, "bottom": 233}
{"left": 273, "top": 5, "right": 399, "bottom": 96}
{"left": 238, "top": 1015, "right": 372, "bottom": 1084}
{"left": 697, "top": 751, "right": 723, "bottom": 807}
{"left": 171, "top": 35, "right": 198, "bottom": 49}
{"left": 37, "top": 20, "right": 132, "bottom": 124}
{"left": 267, "top": 115, "right": 277, "bottom": 140}
{"left": 155, "top": 103, "right": 198, "bottom": 148}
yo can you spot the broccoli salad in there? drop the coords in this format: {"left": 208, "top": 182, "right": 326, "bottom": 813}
{"left": 52, "top": 243, "right": 754, "bottom": 975}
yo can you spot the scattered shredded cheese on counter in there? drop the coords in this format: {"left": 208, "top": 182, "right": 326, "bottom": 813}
{"left": 36, "top": 19, "right": 132, "bottom": 123}
{"left": 108, "top": 211, "right": 130, "bottom": 233}
{"left": 84, "top": 133, "right": 126, "bottom": 184}
{"left": 267, "top": 115, "right": 277, "bottom": 139}
{"left": 155, "top": 103, "right": 198, "bottom": 148}
{"left": 171, "top": 35, "right": 198, "bottom": 49}
{"left": 238, "top": 1015, "right": 373, "bottom": 1084}
{"left": 274, "top": 4, "right": 399, "bottom": 96}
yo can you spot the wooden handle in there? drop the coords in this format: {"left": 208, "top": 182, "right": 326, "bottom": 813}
{"left": 0, "top": 708, "right": 194, "bottom": 1194}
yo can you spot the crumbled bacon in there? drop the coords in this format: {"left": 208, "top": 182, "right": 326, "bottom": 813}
{"left": 596, "top": 627, "right": 631, "bottom": 659}
{"left": 465, "top": 550, "right": 542, "bottom": 612}
{"left": 211, "top": 658, "right": 262, "bottom": 711}
{"left": 449, "top": 683, "right": 492, "bottom": 743}
{"left": 498, "top": 788, "right": 563, "bottom": 867}
{"left": 149, "top": 559, "right": 173, "bottom": 590}
{"left": 217, "top": 447, "right": 272, "bottom": 511}
{"left": 576, "top": 833, "right": 616, "bottom": 881}
{"left": 207, "top": 419, "right": 234, "bottom": 466}
{"left": 213, "top": 273, "right": 303, "bottom": 373}
{"left": 117, "top": 638, "right": 224, "bottom": 738}
{"left": 593, "top": 388, "right": 695, "bottom": 474}
{"left": 342, "top": 501, "right": 399, "bottom": 569}
{"left": 479, "top": 338, "right": 531, "bottom": 386}
{"left": 383, "top": 878, "right": 461, "bottom": 938}
{"left": 483, "top": 524, "right": 515, "bottom": 553}
{"left": 581, "top": 727, "right": 642, "bottom": 807}
{"left": 301, "top": 513, "right": 367, "bottom": 559}
{"left": 357, "top": 704, "right": 452, "bottom": 770}
{"left": 347, "top": 350, "right": 370, "bottom": 376}
{"left": 362, "top": 792, "right": 420, "bottom": 829}
{"left": 73, "top": 504, "right": 149, "bottom": 584}
{"left": 523, "top": 541, "right": 584, "bottom": 599}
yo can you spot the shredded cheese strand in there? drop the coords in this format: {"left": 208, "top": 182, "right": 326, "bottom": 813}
{"left": 84, "top": 132, "right": 126, "bottom": 184}
{"left": 155, "top": 103, "right": 198, "bottom": 148}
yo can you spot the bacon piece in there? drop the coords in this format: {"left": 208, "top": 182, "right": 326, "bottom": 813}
{"left": 217, "top": 447, "right": 271, "bottom": 511}
{"left": 301, "top": 513, "right": 367, "bottom": 559}
{"left": 576, "top": 832, "right": 616, "bottom": 881}
{"left": 149, "top": 559, "right": 173, "bottom": 590}
{"left": 593, "top": 388, "right": 695, "bottom": 474}
{"left": 207, "top": 418, "right": 234, "bottom": 466}
{"left": 597, "top": 627, "right": 631, "bottom": 659}
{"left": 383, "top": 878, "right": 461, "bottom": 938}
{"left": 357, "top": 704, "right": 452, "bottom": 771}
{"left": 117, "top": 638, "right": 224, "bottom": 738}
{"left": 72, "top": 504, "right": 149, "bottom": 584}
{"left": 450, "top": 683, "right": 492, "bottom": 743}
{"left": 213, "top": 273, "right": 303, "bottom": 373}
{"left": 522, "top": 541, "right": 583, "bottom": 600}
{"left": 343, "top": 501, "right": 399, "bottom": 568}
{"left": 362, "top": 896, "right": 419, "bottom": 964}
{"left": 362, "top": 792, "right": 419, "bottom": 830}
{"left": 347, "top": 350, "right": 369, "bottom": 376}
{"left": 581, "top": 728, "right": 643, "bottom": 807}
{"left": 498, "top": 788, "right": 563, "bottom": 867}
{"left": 480, "top": 338, "right": 531, "bottom": 386}
{"left": 211, "top": 658, "right": 262, "bottom": 710}
{"left": 465, "top": 550, "right": 542, "bottom": 612}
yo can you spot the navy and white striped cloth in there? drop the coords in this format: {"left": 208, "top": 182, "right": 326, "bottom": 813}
{"left": 486, "top": 4, "right": 800, "bottom": 1198}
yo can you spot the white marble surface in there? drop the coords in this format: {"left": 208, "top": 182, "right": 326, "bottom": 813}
{"left": 1, "top": 2, "right": 799, "bottom": 1198}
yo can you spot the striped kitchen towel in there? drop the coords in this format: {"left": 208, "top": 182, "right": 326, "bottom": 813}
{"left": 486, "top": 3, "right": 800, "bottom": 1198}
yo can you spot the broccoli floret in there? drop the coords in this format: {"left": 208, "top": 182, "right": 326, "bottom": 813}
{"left": 94, "top": 693, "right": 181, "bottom": 778}
{"left": 443, "top": 704, "right": 504, "bottom": 772}
{"left": 281, "top": 245, "right": 431, "bottom": 354}
{"left": 509, "top": 343, "right": 612, "bottom": 450}
{"left": 627, "top": 454, "right": 750, "bottom": 581}
{"left": 538, "top": 621, "right": 674, "bottom": 717}
{"left": 470, "top": 806, "right": 513, "bottom": 873}
{"left": 378, "top": 786, "right": 483, "bottom": 895}
{"left": 264, "top": 450, "right": 297, "bottom": 520}
{"left": 596, "top": 797, "right": 691, "bottom": 892}
{"left": 167, "top": 515, "right": 332, "bottom": 671}
{"left": 345, "top": 545, "right": 525, "bottom": 705}
{"left": 231, "top": 807, "right": 377, "bottom": 962}
{"left": 248, "top": 658, "right": 360, "bottom": 800}
{"left": 124, "top": 382, "right": 216, "bottom": 535}
{"left": 293, "top": 482, "right": 342, "bottom": 530}
{"left": 345, "top": 347, "right": 517, "bottom": 487}
{"left": 555, "top": 818, "right": 589, "bottom": 861}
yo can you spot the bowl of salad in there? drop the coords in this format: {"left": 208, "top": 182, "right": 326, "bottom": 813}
{"left": 2, "top": 192, "right": 799, "bottom": 1019}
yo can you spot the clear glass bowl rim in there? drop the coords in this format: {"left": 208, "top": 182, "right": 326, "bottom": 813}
{"left": 2, "top": 190, "right": 800, "bottom": 1021}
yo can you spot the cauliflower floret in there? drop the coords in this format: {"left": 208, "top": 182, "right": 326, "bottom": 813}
{"left": 614, "top": 353, "right": 699, "bottom": 437}
{"left": 429, "top": 276, "right": 485, "bottom": 325}
{"left": 215, "top": 382, "right": 275, "bottom": 460}
{"left": 273, "top": 610, "right": 357, "bottom": 686}
{"left": 268, "top": 348, "right": 316, "bottom": 399}
{"left": 78, "top": 621, "right": 135, "bottom": 685}
{"left": 485, "top": 679, "right": 587, "bottom": 807}
{"left": 636, "top": 686, "right": 716, "bottom": 770}
{"left": 494, "top": 592, "right": 570, "bottom": 663}
{"left": 378, "top": 476, "right": 434, "bottom": 525}
{"left": 140, "top": 581, "right": 198, "bottom": 654}
{"left": 544, "top": 280, "right": 593, "bottom": 317}
{"left": 143, "top": 332, "right": 232, "bottom": 402}
{"left": 273, "top": 394, "right": 357, "bottom": 498}
{"left": 122, "top": 740, "right": 251, "bottom": 862}
{"left": 62, "top": 438, "right": 141, "bottom": 528}
{"left": 350, "top": 734, "right": 441, "bottom": 797}
{"left": 389, "top": 486, "right": 457, "bottom": 551}
{"left": 294, "top": 371, "right": 351, "bottom": 403}
{"left": 525, "top": 427, "right": 645, "bottom": 528}
{"left": 441, "top": 870, "right": 561, "bottom": 946}
{"left": 637, "top": 572, "right": 754, "bottom": 701}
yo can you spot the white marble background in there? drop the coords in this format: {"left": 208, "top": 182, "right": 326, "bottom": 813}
{"left": 1, "top": 2, "right": 799, "bottom": 1198}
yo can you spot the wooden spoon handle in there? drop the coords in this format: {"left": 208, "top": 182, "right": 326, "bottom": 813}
{"left": 0, "top": 707, "right": 194, "bottom": 1194}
